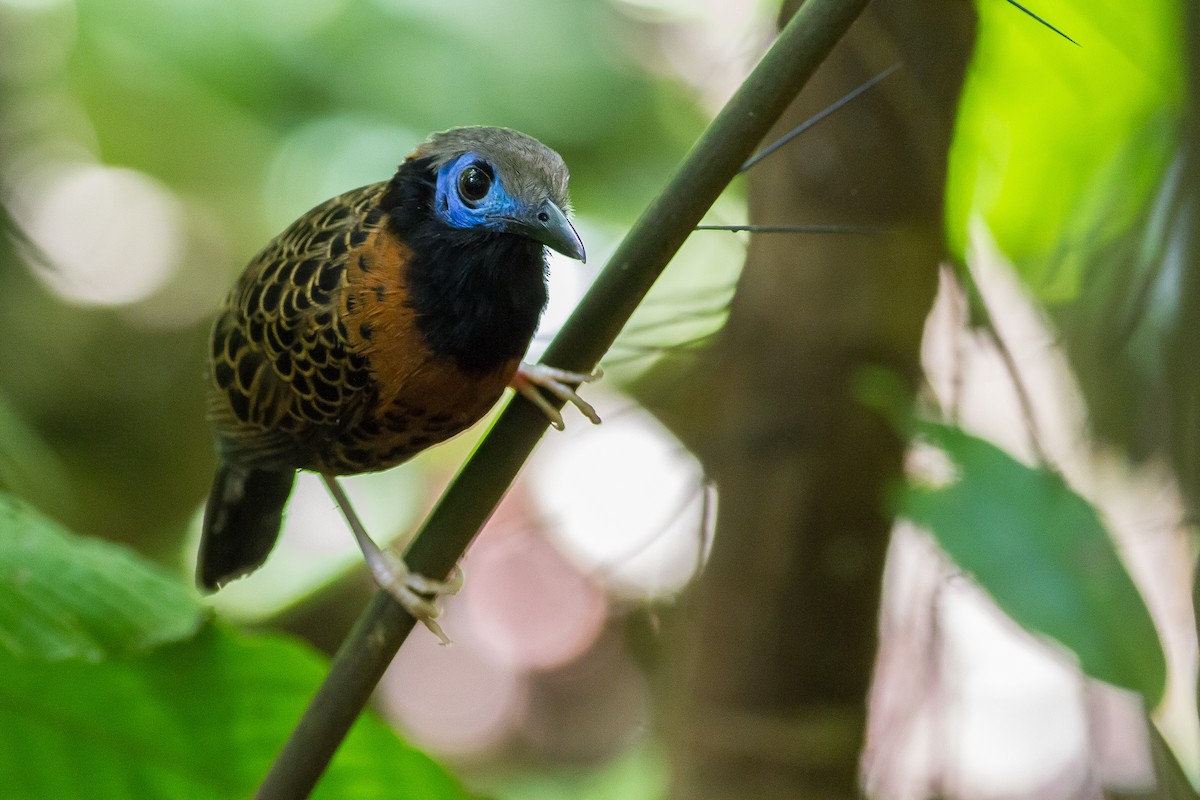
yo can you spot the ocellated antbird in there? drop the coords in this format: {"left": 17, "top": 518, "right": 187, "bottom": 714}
{"left": 200, "top": 126, "right": 598, "bottom": 640}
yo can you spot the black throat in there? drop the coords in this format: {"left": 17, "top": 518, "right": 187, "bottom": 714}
{"left": 379, "top": 157, "right": 549, "bottom": 373}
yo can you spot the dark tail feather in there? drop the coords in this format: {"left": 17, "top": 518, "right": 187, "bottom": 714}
{"left": 198, "top": 463, "right": 296, "bottom": 591}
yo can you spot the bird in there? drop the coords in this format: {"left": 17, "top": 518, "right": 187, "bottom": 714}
{"left": 199, "top": 126, "right": 598, "bottom": 641}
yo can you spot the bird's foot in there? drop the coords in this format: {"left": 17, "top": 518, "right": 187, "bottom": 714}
{"left": 323, "top": 473, "right": 463, "bottom": 644}
{"left": 365, "top": 549, "right": 463, "bottom": 645}
{"left": 511, "top": 363, "right": 602, "bottom": 430}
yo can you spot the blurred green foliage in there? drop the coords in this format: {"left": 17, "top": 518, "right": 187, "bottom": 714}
{"left": 938, "top": 0, "right": 1186, "bottom": 719}
{"left": 0, "top": 489, "right": 468, "bottom": 798}
{"left": 944, "top": 0, "right": 1191, "bottom": 463}
{"left": 945, "top": 0, "right": 1182, "bottom": 302}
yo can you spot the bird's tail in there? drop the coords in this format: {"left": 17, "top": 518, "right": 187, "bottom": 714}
{"left": 198, "top": 462, "right": 296, "bottom": 591}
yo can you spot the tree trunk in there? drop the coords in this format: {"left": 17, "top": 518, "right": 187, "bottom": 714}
{"left": 664, "top": 3, "right": 975, "bottom": 798}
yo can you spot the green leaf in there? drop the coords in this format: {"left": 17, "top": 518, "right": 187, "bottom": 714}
{"left": 902, "top": 422, "right": 1166, "bottom": 705}
{"left": 0, "top": 623, "right": 468, "bottom": 800}
{"left": 0, "top": 493, "right": 204, "bottom": 661}
{"left": 945, "top": 0, "right": 1182, "bottom": 302}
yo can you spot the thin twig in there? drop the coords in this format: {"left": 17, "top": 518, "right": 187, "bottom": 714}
{"left": 695, "top": 477, "right": 715, "bottom": 577}
{"left": 255, "top": 1, "right": 872, "bottom": 796}
{"left": 957, "top": 260, "right": 1056, "bottom": 471}
{"left": 695, "top": 224, "right": 884, "bottom": 234}
{"left": 940, "top": 262, "right": 967, "bottom": 423}
{"left": 1001, "top": 0, "right": 1078, "bottom": 46}
{"left": 740, "top": 62, "right": 900, "bottom": 173}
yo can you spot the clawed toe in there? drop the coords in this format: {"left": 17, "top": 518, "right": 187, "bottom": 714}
{"left": 368, "top": 548, "right": 458, "bottom": 645}
{"left": 511, "top": 363, "right": 603, "bottom": 428}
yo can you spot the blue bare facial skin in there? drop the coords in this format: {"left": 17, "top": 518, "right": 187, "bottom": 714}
{"left": 434, "top": 152, "right": 585, "bottom": 262}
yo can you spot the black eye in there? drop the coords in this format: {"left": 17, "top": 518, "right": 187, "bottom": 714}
{"left": 457, "top": 164, "right": 492, "bottom": 205}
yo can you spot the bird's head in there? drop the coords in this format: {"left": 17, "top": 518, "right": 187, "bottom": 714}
{"left": 411, "top": 126, "right": 585, "bottom": 263}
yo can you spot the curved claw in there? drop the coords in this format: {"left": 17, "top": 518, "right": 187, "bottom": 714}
{"left": 367, "top": 549, "right": 462, "bottom": 646}
{"left": 510, "top": 363, "right": 602, "bottom": 429}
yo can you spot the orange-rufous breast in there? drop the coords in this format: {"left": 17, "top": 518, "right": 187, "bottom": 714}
{"left": 337, "top": 226, "right": 519, "bottom": 469}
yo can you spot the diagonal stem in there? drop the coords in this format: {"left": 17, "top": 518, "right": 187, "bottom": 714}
{"left": 255, "top": 1, "right": 870, "bottom": 796}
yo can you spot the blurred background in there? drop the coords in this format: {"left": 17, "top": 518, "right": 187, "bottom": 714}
{"left": 0, "top": 0, "right": 1196, "bottom": 798}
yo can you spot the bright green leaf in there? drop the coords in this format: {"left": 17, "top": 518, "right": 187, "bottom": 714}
{"left": 945, "top": 0, "right": 1183, "bottom": 301}
{"left": 0, "top": 493, "right": 204, "bottom": 661}
{"left": 902, "top": 422, "right": 1166, "bottom": 705}
{"left": 0, "top": 623, "right": 468, "bottom": 800}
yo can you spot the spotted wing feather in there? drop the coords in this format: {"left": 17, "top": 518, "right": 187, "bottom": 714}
{"left": 207, "top": 183, "right": 387, "bottom": 471}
